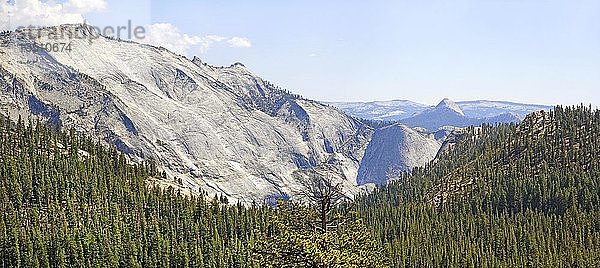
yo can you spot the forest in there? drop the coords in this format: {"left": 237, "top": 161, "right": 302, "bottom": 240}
{"left": 1, "top": 105, "right": 599, "bottom": 267}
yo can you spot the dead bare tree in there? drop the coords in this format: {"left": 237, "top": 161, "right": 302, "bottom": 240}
{"left": 288, "top": 128, "right": 367, "bottom": 234}
{"left": 293, "top": 167, "right": 355, "bottom": 234}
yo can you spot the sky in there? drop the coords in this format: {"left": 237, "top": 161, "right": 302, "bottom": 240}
{"left": 1, "top": 0, "right": 600, "bottom": 106}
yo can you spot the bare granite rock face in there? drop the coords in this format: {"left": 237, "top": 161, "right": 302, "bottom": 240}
{"left": 0, "top": 24, "right": 442, "bottom": 203}
{"left": 357, "top": 124, "right": 441, "bottom": 185}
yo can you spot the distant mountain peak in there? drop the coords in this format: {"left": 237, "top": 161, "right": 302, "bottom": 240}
{"left": 435, "top": 98, "right": 464, "bottom": 116}
{"left": 231, "top": 62, "right": 246, "bottom": 68}
{"left": 329, "top": 99, "right": 553, "bottom": 132}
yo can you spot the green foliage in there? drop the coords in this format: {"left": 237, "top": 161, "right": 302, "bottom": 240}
{"left": 252, "top": 201, "right": 387, "bottom": 268}
{"left": 357, "top": 105, "right": 600, "bottom": 267}
{"left": 0, "top": 116, "right": 268, "bottom": 267}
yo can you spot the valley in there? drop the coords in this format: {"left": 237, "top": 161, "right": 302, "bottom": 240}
{"left": 0, "top": 22, "right": 598, "bottom": 267}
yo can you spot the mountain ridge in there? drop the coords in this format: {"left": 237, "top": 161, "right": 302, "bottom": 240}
{"left": 327, "top": 99, "right": 553, "bottom": 123}
{"left": 0, "top": 24, "right": 442, "bottom": 203}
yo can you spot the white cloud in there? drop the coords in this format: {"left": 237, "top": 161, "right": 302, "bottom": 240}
{"left": 63, "top": 0, "right": 107, "bottom": 13}
{"left": 227, "top": 37, "right": 252, "bottom": 48}
{"left": 143, "top": 23, "right": 226, "bottom": 55}
{"left": 0, "top": 1, "right": 251, "bottom": 56}
{"left": 0, "top": 0, "right": 107, "bottom": 30}
{"left": 142, "top": 23, "right": 252, "bottom": 56}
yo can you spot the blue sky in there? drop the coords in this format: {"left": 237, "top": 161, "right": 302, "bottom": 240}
{"left": 6, "top": 0, "right": 600, "bottom": 106}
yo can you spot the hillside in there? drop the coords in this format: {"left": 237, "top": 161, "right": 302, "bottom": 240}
{"left": 357, "top": 123, "right": 441, "bottom": 185}
{"left": 356, "top": 105, "right": 600, "bottom": 267}
{"left": 0, "top": 116, "right": 274, "bottom": 267}
{"left": 0, "top": 115, "right": 386, "bottom": 268}
{"left": 0, "top": 25, "right": 368, "bottom": 203}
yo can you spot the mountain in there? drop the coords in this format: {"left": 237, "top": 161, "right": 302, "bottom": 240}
{"left": 399, "top": 98, "right": 468, "bottom": 131}
{"left": 328, "top": 99, "right": 553, "bottom": 128}
{"left": 398, "top": 98, "right": 520, "bottom": 131}
{"left": 435, "top": 98, "right": 465, "bottom": 116}
{"left": 326, "top": 100, "right": 428, "bottom": 121}
{"left": 356, "top": 123, "right": 441, "bottom": 185}
{"left": 0, "top": 24, "right": 441, "bottom": 203}
{"left": 0, "top": 25, "right": 375, "bottom": 203}
{"left": 458, "top": 100, "right": 553, "bottom": 119}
